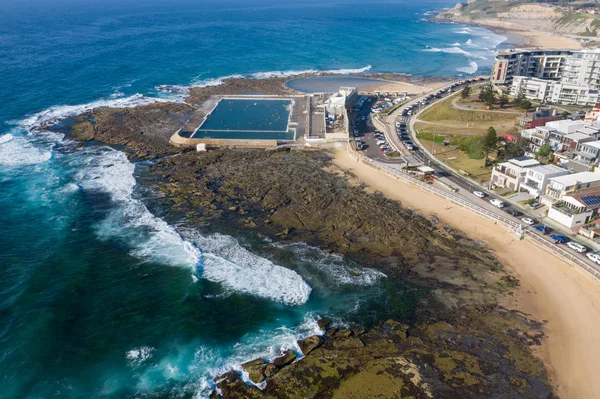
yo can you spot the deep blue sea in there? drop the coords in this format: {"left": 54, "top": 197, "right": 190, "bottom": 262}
{"left": 0, "top": 1, "right": 508, "bottom": 397}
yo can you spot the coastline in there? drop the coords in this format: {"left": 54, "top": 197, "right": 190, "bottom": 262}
{"left": 430, "top": 17, "right": 582, "bottom": 50}
{"left": 332, "top": 148, "right": 600, "bottom": 399}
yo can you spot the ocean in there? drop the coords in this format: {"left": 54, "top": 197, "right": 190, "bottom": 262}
{"left": 0, "top": 1, "right": 508, "bottom": 397}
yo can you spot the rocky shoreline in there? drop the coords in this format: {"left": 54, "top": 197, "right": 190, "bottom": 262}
{"left": 54, "top": 74, "right": 556, "bottom": 398}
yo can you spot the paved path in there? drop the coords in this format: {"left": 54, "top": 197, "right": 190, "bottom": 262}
{"left": 450, "top": 96, "right": 522, "bottom": 114}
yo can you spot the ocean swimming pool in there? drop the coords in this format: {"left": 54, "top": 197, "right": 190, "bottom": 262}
{"left": 192, "top": 98, "right": 295, "bottom": 140}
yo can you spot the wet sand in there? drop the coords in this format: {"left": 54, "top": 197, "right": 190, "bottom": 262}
{"left": 333, "top": 148, "right": 600, "bottom": 399}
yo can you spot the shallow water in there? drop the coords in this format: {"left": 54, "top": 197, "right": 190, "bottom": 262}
{"left": 0, "top": 0, "right": 507, "bottom": 397}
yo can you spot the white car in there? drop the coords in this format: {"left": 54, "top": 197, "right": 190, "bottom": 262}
{"left": 521, "top": 217, "right": 535, "bottom": 225}
{"left": 567, "top": 241, "right": 587, "bottom": 253}
{"left": 489, "top": 199, "right": 505, "bottom": 208}
{"left": 376, "top": 140, "right": 386, "bottom": 145}
{"left": 472, "top": 191, "right": 485, "bottom": 198}
{"left": 586, "top": 252, "right": 600, "bottom": 264}
{"left": 405, "top": 144, "right": 413, "bottom": 150}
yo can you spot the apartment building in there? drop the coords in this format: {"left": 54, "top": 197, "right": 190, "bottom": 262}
{"left": 494, "top": 49, "right": 600, "bottom": 105}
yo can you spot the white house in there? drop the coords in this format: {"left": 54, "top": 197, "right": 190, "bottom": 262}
{"left": 520, "top": 164, "right": 571, "bottom": 197}
{"left": 491, "top": 156, "right": 540, "bottom": 191}
{"left": 548, "top": 188, "right": 600, "bottom": 229}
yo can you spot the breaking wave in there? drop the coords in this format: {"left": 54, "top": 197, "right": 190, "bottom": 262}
{"left": 18, "top": 94, "right": 169, "bottom": 131}
{"left": 130, "top": 315, "right": 323, "bottom": 397}
{"left": 68, "top": 147, "right": 311, "bottom": 305}
{"left": 0, "top": 133, "right": 52, "bottom": 166}
{"left": 275, "top": 242, "right": 386, "bottom": 287}
{"left": 183, "top": 231, "right": 312, "bottom": 305}
{"left": 457, "top": 61, "right": 479, "bottom": 74}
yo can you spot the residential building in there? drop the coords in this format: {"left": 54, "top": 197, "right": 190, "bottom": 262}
{"left": 548, "top": 187, "right": 600, "bottom": 229}
{"left": 493, "top": 49, "right": 600, "bottom": 88}
{"left": 573, "top": 141, "right": 600, "bottom": 166}
{"left": 495, "top": 49, "right": 600, "bottom": 105}
{"left": 543, "top": 171, "right": 600, "bottom": 204}
{"left": 516, "top": 107, "right": 561, "bottom": 129}
{"left": 491, "top": 156, "right": 540, "bottom": 191}
{"left": 584, "top": 104, "right": 600, "bottom": 123}
{"left": 520, "top": 164, "right": 571, "bottom": 197}
{"left": 492, "top": 49, "right": 573, "bottom": 86}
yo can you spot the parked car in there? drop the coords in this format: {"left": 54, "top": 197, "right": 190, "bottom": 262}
{"left": 489, "top": 198, "right": 505, "bottom": 208}
{"left": 550, "top": 234, "right": 568, "bottom": 244}
{"left": 521, "top": 217, "right": 535, "bottom": 225}
{"left": 472, "top": 191, "right": 485, "bottom": 198}
{"left": 535, "top": 225, "right": 551, "bottom": 234}
{"left": 505, "top": 208, "right": 522, "bottom": 217}
{"left": 405, "top": 144, "right": 414, "bottom": 150}
{"left": 586, "top": 252, "right": 600, "bottom": 264}
{"left": 567, "top": 241, "right": 587, "bottom": 253}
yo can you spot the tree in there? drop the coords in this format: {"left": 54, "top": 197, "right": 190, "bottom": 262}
{"left": 484, "top": 90, "right": 496, "bottom": 107}
{"left": 561, "top": 110, "right": 569, "bottom": 119}
{"left": 461, "top": 84, "right": 471, "bottom": 99}
{"left": 538, "top": 144, "right": 552, "bottom": 157}
{"left": 499, "top": 92, "right": 510, "bottom": 108}
{"left": 482, "top": 126, "right": 498, "bottom": 165}
{"left": 518, "top": 99, "right": 532, "bottom": 111}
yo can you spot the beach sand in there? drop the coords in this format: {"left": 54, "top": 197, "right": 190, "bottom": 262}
{"left": 477, "top": 19, "right": 583, "bottom": 50}
{"left": 333, "top": 148, "right": 600, "bottom": 399}
{"left": 362, "top": 81, "right": 446, "bottom": 96}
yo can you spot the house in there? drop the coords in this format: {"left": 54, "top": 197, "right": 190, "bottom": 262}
{"left": 491, "top": 156, "right": 540, "bottom": 191}
{"left": 520, "top": 164, "right": 571, "bottom": 197}
{"left": 516, "top": 108, "right": 561, "bottom": 129}
{"left": 548, "top": 187, "right": 600, "bottom": 229}
{"left": 543, "top": 171, "right": 600, "bottom": 205}
{"left": 573, "top": 141, "right": 600, "bottom": 167}
{"left": 503, "top": 133, "right": 519, "bottom": 144}
{"left": 584, "top": 104, "right": 600, "bottom": 123}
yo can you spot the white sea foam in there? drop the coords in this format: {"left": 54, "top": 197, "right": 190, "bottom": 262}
{"left": 133, "top": 315, "right": 323, "bottom": 397}
{"left": 0, "top": 133, "right": 52, "bottom": 166}
{"left": 457, "top": 61, "right": 479, "bottom": 74}
{"left": 276, "top": 242, "right": 386, "bottom": 286}
{"left": 183, "top": 231, "right": 312, "bottom": 305}
{"left": 69, "top": 147, "right": 311, "bottom": 305}
{"left": 18, "top": 94, "right": 168, "bottom": 131}
{"left": 450, "top": 42, "right": 461, "bottom": 47}
{"left": 126, "top": 346, "right": 155, "bottom": 368}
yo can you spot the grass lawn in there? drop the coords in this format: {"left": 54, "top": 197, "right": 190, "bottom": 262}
{"left": 417, "top": 93, "right": 519, "bottom": 136}
{"left": 454, "top": 93, "right": 524, "bottom": 113}
{"left": 424, "top": 140, "right": 492, "bottom": 184}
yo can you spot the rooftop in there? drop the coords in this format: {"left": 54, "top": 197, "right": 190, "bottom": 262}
{"left": 550, "top": 171, "right": 600, "bottom": 187}
{"left": 528, "top": 164, "right": 569, "bottom": 175}
{"left": 581, "top": 141, "right": 600, "bottom": 150}
{"left": 508, "top": 156, "right": 540, "bottom": 168}
{"left": 565, "top": 132, "right": 592, "bottom": 141}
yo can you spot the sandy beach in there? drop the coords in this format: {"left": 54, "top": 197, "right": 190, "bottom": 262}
{"left": 333, "top": 149, "right": 600, "bottom": 399}
{"left": 475, "top": 19, "right": 583, "bottom": 50}
{"left": 362, "top": 80, "right": 446, "bottom": 96}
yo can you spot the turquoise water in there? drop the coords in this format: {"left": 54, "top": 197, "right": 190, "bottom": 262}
{"left": 0, "top": 0, "right": 508, "bottom": 397}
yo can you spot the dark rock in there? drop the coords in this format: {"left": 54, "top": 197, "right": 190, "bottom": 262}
{"left": 317, "top": 318, "right": 332, "bottom": 331}
{"left": 241, "top": 358, "right": 266, "bottom": 384}
{"left": 325, "top": 327, "right": 339, "bottom": 338}
{"left": 297, "top": 335, "right": 323, "bottom": 356}
{"left": 333, "top": 337, "right": 365, "bottom": 350}
{"left": 263, "top": 363, "right": 279, "bottom": 378}
{"left": 333, "top": 329, "right": 352, "bottom": 339}
{"left": 273, "top": 349, "right": 296, "bottom": 368}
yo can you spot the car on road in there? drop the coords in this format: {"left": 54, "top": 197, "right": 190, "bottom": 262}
{"left": 521, "top": 217, "right": 535, "bottom": 225}
{"left": 567, "top": 241, "right": 587, "bottom": 253}
{"left": 505, "top": 208, "right": 522, "bottom": 217}
{"left": 360, "top": 116, "right": 366, "bottom": 121}
{"left": 489, "top": 198, "right": 505, "bottom": 208}
{"left": 551, "top": 234, "right": 568, "bottom": 244}
{"left": 535, "top": 225, "right": 551, "bottom": 234}
{"left": 586, "top": 252, "right": 600, "bottom": 264}
{"left": 405, "top": 144, "right": 413, "bottom": 150}
{"left": 472, "top": 191, "right": 485, "bottom": 198}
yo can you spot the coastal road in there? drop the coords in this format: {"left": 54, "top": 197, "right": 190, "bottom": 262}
{"left": 363, "top": 78, "right": 600, "bottom": 272}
